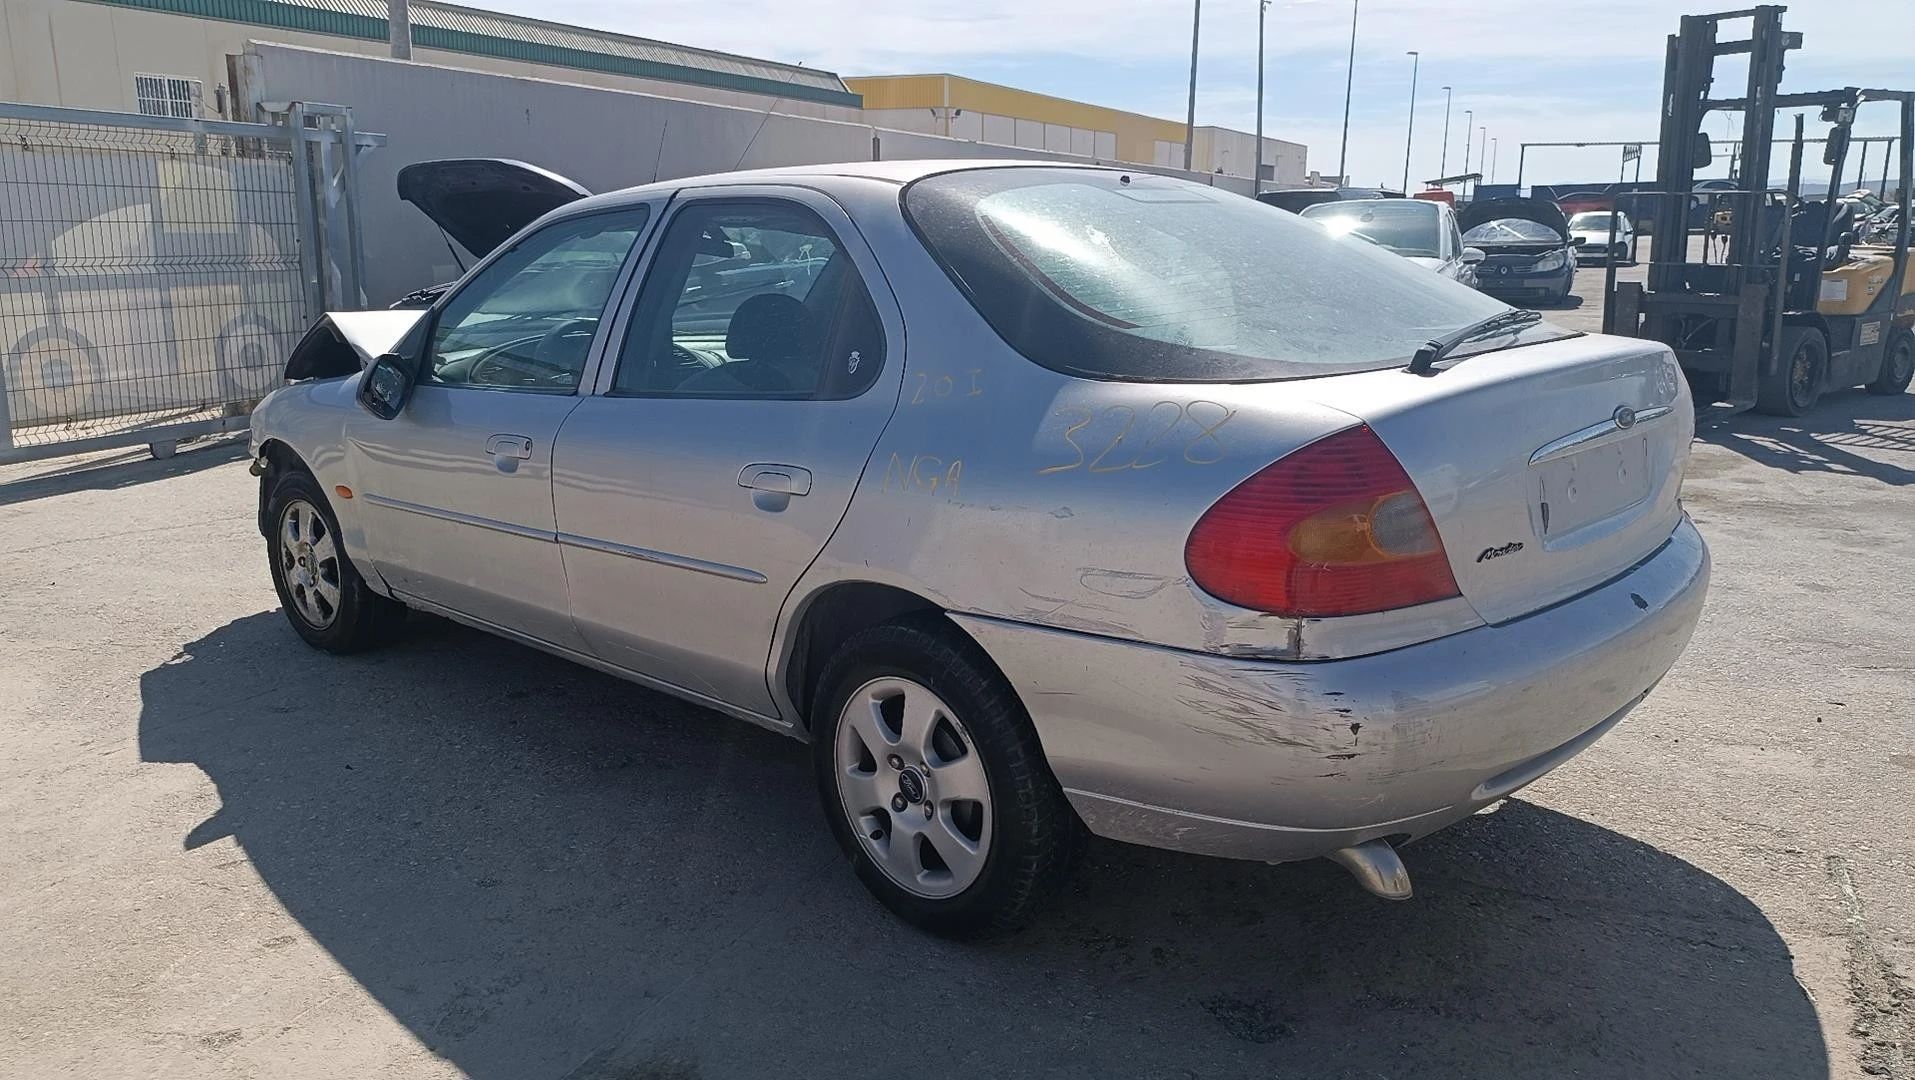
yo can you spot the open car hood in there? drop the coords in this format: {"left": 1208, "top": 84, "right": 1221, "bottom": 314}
{"left": 396, "top": 159, "right": 591, "bottom": 259}
{"left": 283, "top": 310, "right": 428, "bottom": 381}
{"left": 1458, "top": 196, "right": 1571, "bottom": 240}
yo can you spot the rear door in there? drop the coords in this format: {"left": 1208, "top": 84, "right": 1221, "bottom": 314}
{"left": 552, "top": 187, "right": 902, "bottom": 718}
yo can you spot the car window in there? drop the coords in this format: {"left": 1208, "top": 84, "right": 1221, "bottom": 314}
{"left": 1567, "top": 212, "right": 1627, "bottom": 231}
{"left": 1464, "top": 218, "right": 1562, "bottom": 243}
{"left": 611, "top": 199, "right": 884, "bottom": 399}
{"left": 904, "top": 167, "right": 1517, "bottom": 383}
{"left": 424, "top": 207, "right": 650, "bottom": 393}
{"left": 1300, "top": 201, "right": 1444, "bottom": 258}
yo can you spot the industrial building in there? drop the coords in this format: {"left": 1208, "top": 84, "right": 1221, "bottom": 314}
{"left": 0, "top": 0, "right": 864, "bottom": 120}
{"left": 848, "top": 74, "right": 1311, "bottom": 187}
{"left": 3, "top": 0, "right": 1309, "bottom": 186}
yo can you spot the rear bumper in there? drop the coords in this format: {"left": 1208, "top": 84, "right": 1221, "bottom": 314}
{"left": 952, "top": 517, "right": 1709, "bottom": 862}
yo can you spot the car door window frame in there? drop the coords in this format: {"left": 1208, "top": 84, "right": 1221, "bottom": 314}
{"left": 588, "top": 185, "right": 904, "bottom": 403}
{"left": 413, "top": 202, "right": 660, "bottom": 398}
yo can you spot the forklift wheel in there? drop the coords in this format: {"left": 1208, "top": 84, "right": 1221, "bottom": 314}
{"left": 1755, "top": 327, "right": 1828, "bottom": 417}
{"left": 1865, "top": 330, "right": 1914, "bottom": 396}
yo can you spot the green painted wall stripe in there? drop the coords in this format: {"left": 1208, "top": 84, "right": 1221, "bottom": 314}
{"left": 78, "top": 0, "right": 864, "bottom": 108}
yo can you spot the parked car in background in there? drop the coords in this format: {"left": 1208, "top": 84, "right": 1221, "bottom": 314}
{"left": 1556, "top": 191, "right": 1613, "bottom": 218}
{"left": 1300, "top": 198, "right": 1483, "bottom": 286}
{"left": 254, "top": 161, "right": 1707, "bottom": 936}
{"left": 1461, "top": 197, "right": 1581, "bottom": 304}
{"left": 1567, "top": 210, "right": 1637, "bottom": 264}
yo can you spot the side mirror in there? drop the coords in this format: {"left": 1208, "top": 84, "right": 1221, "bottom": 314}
{"left": 1691, "top": 133, "right": 1714, "bottom": 170}
{"left": 1824, "top": 126, "right": 1851, "bottom": 167}
{"left": 357, "top": 353, "right": 414, "bottom": 420}
{"left": 1460, "top": 247, "right": 1486, "bottom": 265}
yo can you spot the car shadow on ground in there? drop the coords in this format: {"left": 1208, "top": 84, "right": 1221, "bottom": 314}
{"left": 1699, "top": 391, "right": 1915, "bottom": 486}
{"left": 0, "top": 436, "right": 248, "bottom": 507}
{"left": 1517, "top": 292, "right": 1586, "bottom": 312}
{"left": 139, "top": 612, "right": 1830, "bottom": 1080}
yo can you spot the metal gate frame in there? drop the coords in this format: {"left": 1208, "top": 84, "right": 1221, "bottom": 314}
{"left": 0, "top": 100, "right": 383, "bottom": 465}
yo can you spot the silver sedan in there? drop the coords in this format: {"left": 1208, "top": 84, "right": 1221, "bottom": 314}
{"left": 250, "top": 161, "right": 1709, "bottom": 936}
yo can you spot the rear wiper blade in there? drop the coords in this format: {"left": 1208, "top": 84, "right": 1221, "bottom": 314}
{"left": 1406, "top": 308, "right": 1543, "bottom": 376}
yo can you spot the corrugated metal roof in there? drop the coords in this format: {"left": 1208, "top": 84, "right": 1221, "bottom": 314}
{"left": 80, "top": 0, "right": 859, "bottom": 106}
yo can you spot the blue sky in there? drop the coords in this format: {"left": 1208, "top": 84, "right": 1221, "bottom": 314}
{"left": 478, "top": 0, "right": 1914, "bottom": 188}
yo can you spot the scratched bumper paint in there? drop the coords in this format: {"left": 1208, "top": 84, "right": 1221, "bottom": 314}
{"left": 951, "top": 517, "right": 1709, "bottom": 863}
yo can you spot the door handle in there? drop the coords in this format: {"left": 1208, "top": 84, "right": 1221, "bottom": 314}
{"left": 738, "top": 463, "right": 812, "bottom": 496}
{"left": 486, "top": 434, "right": 534, "bottom": 459}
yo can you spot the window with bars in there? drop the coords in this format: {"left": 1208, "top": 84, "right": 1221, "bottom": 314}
{"left": 133, "top": 75, "right": 202, "bottom": 119}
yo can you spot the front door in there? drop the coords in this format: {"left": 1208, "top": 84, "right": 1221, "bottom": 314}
{"left": 552, "top": 191, "right": 902, "bottom": 718}
{"left": 349, "top": 205, "right": 653, "bottom": 649}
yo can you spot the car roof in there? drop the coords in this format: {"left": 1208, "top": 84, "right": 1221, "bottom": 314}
{"left": 560, "top": 159, "right": 1127, "bottom": 214}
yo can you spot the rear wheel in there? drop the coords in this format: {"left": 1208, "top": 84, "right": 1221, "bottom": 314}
{"left": 1756, "top": 326, "right": 1828, "bottom": 416}
{"left": 1865, "top": 329, "right": 1914, "bottom": 396}
{"left": 812, "top": 617, "right": 1082, "bottom": 937}
{"left": 266, "top": 469, "right": 406, "bottom": 653}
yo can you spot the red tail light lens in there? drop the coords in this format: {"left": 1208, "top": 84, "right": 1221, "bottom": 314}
{"left": 1184, "top": 425, "right": 1461, "bottom": 618}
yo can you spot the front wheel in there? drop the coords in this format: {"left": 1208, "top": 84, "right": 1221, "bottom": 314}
{"left": 1866, "top": 330, "right": 1914, "bottom": 396}
{"left": 1756, "top": 327, "right": 1828, "bottom": 416}
{"left": 266, "top": 468, "right": 406, "bottom": 653}
{"left": 812, "top": 618, "right": 1082, "bottom": 937}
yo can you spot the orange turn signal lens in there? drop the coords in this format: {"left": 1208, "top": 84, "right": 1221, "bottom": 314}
{"left": 334, "top": 485, "right": 354, "bottom": 499}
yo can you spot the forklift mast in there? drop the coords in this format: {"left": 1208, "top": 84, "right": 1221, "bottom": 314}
{"left": 1647, "top": 5, "right": 1799, "bottom": 296}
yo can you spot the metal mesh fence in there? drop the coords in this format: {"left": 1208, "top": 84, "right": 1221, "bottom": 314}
{"left": 0, "top": 115, "right": 305, "bottom": 447}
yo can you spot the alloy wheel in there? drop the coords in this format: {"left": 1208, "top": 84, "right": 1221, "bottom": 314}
{"left": 835, "top": 677, "right": 993, "bottom": 899}
{"left": 278, "top": 499, "right": 342, "bottom": 629}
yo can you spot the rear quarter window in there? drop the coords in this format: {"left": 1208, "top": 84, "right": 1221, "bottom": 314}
{"left": 903, "top": 168, "right": 1508, "bottom": 383}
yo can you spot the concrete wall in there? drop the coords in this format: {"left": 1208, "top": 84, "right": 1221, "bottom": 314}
{"left": 0, "top": 0, "right": 860, "bottom": 121}
{"left": 244, "top": 42, "right": 1256, "bottom": 306}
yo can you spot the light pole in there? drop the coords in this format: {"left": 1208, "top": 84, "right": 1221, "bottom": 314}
{"left": 1182, "top": 0, "right": 1201, "bottom": 171}
{"left": 1479, "top": 126, "right": 1488, "bottom": 186}
{"left": 1490, "top": 136, "right": 1498, "bottom": 183}
{"left": 1461, "top": 109, "right": 1472, "bottom": 197}
{"left": 1438, "top": 86, "right": 1452, "bottom": 178}
{"left": 1254, "top": 0, "right": 1270, "bottom": 191}
{"left": 1335, "top": 0, "right": 1358, "bottom": 186}
{"left": 1400, "top": 50, "right": 1419, "bottom": 193}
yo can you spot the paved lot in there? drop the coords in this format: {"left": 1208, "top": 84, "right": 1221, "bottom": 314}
{"left": 3, "top": 271, "right": 1912, "bottom": 1079}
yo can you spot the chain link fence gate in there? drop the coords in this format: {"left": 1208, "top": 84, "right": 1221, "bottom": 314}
{"left": 0, "top": 101, "right": 382, "bottom": 464}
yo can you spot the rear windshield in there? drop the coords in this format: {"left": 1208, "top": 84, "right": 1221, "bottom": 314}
{"left": 1301, "top": 200, "right": 1443, "bottom": 258}
{"left": 903, "top": 168, "right": 1511, "bottom": 382}
{"left": 1567, "top": 211, "right": 1626, "bottom": 230}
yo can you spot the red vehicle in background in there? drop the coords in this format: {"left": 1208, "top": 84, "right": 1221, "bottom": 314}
{"left": 1556, "top": 191, "right": 1614, "bottom": 217}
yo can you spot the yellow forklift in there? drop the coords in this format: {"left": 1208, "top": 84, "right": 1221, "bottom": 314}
{"left": 1606, "top": 6, "right": 1914, "bottom": 417}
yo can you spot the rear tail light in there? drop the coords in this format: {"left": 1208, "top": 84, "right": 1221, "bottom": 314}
{"left": 1184, "top": 425, "right": 1461, "bottom": 618}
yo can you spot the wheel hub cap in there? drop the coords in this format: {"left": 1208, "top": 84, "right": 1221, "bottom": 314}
{"left": 898, "top": 766, "right": 926, "bottom": 805}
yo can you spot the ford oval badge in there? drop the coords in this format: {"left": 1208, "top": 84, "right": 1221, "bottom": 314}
{"left": 1614, "top": 405, "right": 1638, "bottom": 429}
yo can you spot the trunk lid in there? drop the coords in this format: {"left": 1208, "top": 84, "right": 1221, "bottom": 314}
{"left": 1296, "top": 333, "right": 1693, "bottom": 624}
{"left": 396, "top": 159, "right": 590, "bottom": 259}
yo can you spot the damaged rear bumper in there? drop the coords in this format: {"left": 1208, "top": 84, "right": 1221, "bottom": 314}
{"left": 951, "top": 517, "right": 1709, "bottom": 863}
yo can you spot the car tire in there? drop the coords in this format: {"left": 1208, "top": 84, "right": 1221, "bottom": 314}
{"left": 1865, "top": 329, "right": 1914, "bottom": 396}
{"left": 1756, "top": 326, "right": 1829, "bottom": 416}
{"left": 812, "top": 616, "right": 1083, "bottom": 937}
{"left": 265, "top": 468, "right": 406, "bottom": 653}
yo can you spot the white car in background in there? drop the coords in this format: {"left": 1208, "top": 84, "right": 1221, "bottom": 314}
{"left": 1300, "top": 199, "right": 1484, "bottom": 287}
{"left": 1567, "top": 210, "right": 1637, "bottom": 265}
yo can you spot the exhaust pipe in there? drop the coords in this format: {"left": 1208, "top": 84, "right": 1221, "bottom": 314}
{"left": 1326, "top": 839, "right": 1413, "bottom": 900}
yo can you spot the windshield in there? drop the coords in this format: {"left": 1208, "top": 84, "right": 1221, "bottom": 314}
{"left": 1300, "top": 201, "right": 1443, "bottom": 258}
{"left": 1567, "top": 211, "right": 1627, "bottom": 231}
{"left": 1464, "top": 218, "right": 1563, "bottom": 243}
{"left": 904, "top": 169, "right": 1516, "bottom": 382}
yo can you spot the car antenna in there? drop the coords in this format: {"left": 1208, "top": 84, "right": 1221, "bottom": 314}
{"left": 649, "top": 119, "right": 670, "bottom": 184}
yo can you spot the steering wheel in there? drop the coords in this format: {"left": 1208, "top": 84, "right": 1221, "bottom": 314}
{"left": 467, "top": 318, "right": 597, "bottom": 388}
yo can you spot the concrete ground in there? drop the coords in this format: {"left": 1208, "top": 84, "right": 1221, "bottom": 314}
{"left": 3, "top": 272, "right": 1912, "bottom": 1079}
